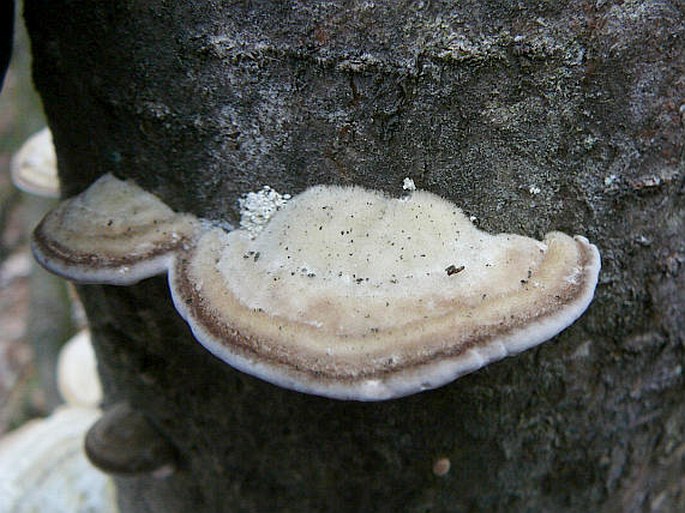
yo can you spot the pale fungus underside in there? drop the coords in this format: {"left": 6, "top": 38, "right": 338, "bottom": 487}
{"left": 32, "top": 175, "right": 600, "bottom": 401}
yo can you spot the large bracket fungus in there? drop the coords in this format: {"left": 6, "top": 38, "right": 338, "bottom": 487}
{"left": 33, "top": 175, "right": 600, "bottom": 401}
{"left": 170, "top": 186, "right": 600, "bottom": 400}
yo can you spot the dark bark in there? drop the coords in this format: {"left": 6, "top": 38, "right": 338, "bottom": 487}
{"left": 0, "top": 0, "right": 14, "bottom": 89}
{"left": 24, "top": 1, "right": 684, "bottom": 512}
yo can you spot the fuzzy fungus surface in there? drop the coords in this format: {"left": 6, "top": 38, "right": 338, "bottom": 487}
{"left": 171, "top": 185, "right": 601, "bottom": 401}
{"left": 32, "top": 173, "right": 198, "bottom": 285}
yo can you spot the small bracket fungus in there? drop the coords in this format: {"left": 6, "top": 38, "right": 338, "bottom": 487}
{"left": 10, "top": 127, "right": 60, "bottom": 198}
{"left": 170, "top": 185, "right": 600, "bottom": 401}
{"left": 85, "top": 402, "right": 177, "bottom": 477}
{"left": 32, "top": 173, "right": 199, "bottom": 285}
{"left": 57, "top": 330, "right": 103, "bottom": 408}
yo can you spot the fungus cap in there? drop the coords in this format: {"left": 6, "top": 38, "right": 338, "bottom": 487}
{"left": 84, "top": 402, "right": 177, "bottom": 476}
{"left": 0, "top": 407, "right": 117, "bottom": 513}
{"left": 57, "top": 330, "right": 102, "bottom": 408}
{"left": 32, "top": 173, "right": 198, "bottom": 285}
{"left": 0, "top": 406, "right": 118, "bottom": 513}
{"left": 10, "top": 127, "right": 60, "bottom": 198}
{"left": 170, "top": 185, "right": 600, "bottom": 401}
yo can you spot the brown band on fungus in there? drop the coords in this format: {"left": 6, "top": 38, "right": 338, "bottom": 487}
{"left": 33, "top": 217, "right": 193, "bottom": 269}
{"left": 172, "top": 235, "right": 598, "bottom": 381}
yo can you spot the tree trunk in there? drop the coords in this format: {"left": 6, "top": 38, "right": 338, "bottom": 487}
{"left": 24, "top": 1, "right": 684, "bottom": 512}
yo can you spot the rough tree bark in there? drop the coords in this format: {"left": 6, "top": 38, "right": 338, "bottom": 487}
{"left": 24, "top": 1, "right": 684, "bottom": 512}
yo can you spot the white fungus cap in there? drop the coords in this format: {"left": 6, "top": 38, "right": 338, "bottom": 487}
{"left": 0, "top": 407, "right": 118, "bottom": 513}
{"left": 32, "top": 173, "right": 199, "bottom": 285}
{"left": 170, "top": 185, "right": 601, "bottom": 401}
{"left": 10, "top": 127, "right": 60, "bottom": 198}
{"left": 57, "top": 330, "right": 102, "bottom": 408}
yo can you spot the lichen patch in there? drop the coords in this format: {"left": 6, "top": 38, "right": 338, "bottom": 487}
{"left": 238, "top": 186, "right": 291, "bottom": 237}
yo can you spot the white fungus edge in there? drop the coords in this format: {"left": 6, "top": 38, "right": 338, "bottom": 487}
{"left": 31, "top": 239, "right": 176, "bottom": 286}
{"left": 10, "top": 127, "right": 60, "bottom": 198}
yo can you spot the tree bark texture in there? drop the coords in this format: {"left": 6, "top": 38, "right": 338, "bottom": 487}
{"left": 24, "top": 1, "right": 684, "bottom": 512}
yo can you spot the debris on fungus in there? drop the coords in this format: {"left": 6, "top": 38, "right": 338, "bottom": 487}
{"left": 238, "top": 185, "right": 291, "bottom": 237}
{"left": 402, "top": 177, "right": 417, "bottom": 192}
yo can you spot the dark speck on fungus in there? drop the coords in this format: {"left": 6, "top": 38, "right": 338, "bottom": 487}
{"left": 446, "top": 264, "right": 465, "bottom": 276}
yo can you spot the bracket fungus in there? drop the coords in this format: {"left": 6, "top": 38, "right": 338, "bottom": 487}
{"left": 57, "top": 330, "right": 103, "bottom": 409}
{"left": 32, "top": 174, "right": 600, "bottom": 401}
{"left": 170, "top": 185, "right": 600, "bottom": 401}
{"left": 32, "top": 173, "right": 198, "bottom": 285}
{"left": 10, "top": 127, "right": 60, "bottom": 198}
{"left": 85, "top": 402, "right": 177, "bottom": 477}
{"left": 0, "top": 407, "right": 117, "bottom": 513}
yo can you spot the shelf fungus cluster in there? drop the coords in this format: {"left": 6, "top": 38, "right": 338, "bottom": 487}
{"left": 32, "top": 174, "right": 601, "bottom": 401}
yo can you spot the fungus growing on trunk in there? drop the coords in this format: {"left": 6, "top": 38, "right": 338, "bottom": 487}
{"left": 57, "top": 330, "right": 102, "bottom": 409}
{"left": 32, "top": 173, "right": 198, "bottom": 285}
{"left": 170, "top": 185, "right": 600, "bottom": 401}
{"left": 31, "top": 175, "right": 600, "bottom": 400}
{"left": 0, "top": 407, "right": 117, "bottom": 513}
{"left": 84, "top": 402, "right": 177, "bottom": 477}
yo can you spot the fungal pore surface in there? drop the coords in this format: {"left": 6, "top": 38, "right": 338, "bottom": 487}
{"left": 32, "top": 173, "right": 198, "bottom": 285}
{"left": 170, "top": 185, "right": 601, "bottom": 400}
